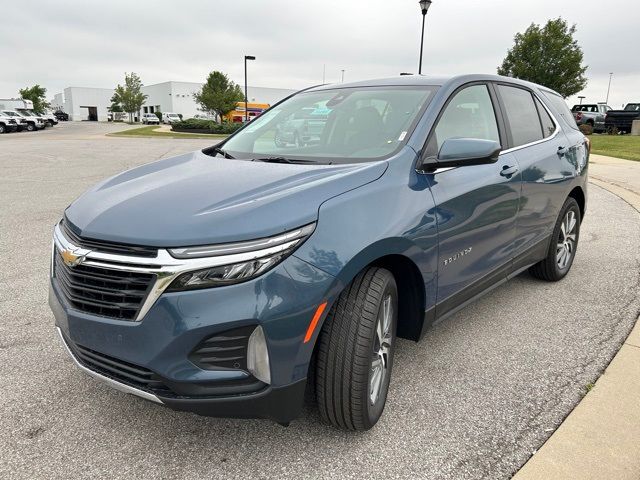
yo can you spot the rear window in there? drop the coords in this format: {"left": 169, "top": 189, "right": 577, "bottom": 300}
{"left": 534, "top": 97, "right": 556, "bottom": 138}
{"left": 542, "top": 91, "right": 579, "bottom": 130}
{"left": 497, "top": 85, "right": 543, "bottom": 147}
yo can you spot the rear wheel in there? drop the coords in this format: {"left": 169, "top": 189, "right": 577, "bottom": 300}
{"left": 314, "top": 267, "right": 397, "bottom": 431}
{"left": 529, "top": 197, "right": 581, "bottom": 281}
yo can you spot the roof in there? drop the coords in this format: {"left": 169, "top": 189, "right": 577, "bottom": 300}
{"left": 306, "top": 74, "right": 561, "bottom": 96}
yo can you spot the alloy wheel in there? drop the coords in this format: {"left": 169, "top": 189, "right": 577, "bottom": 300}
{"left": 370, "top": 295, "right": 393, "bottom": 405}
{"left": 556, "top": 210, "right": 577, "bottom": 269}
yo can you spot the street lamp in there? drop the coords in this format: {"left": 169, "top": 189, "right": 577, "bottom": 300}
{"left": 606, "top": 72, "right": 613, "bottom": 105}
{"left": 244, "top": 55, "right": 256, "bottom": 122}
{"left": 418, "top": 0, "right": 432, "bottom": 74}
{"left": 578, "top": 96, "right": 586, "bottom": 105}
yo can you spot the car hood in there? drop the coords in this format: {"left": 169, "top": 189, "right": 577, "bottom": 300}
{"left": 65, "top": 150, "right": 388, "bottom": 247}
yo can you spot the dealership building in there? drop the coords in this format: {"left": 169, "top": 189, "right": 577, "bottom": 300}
{"left": 52, "top": 82, "right": 297, "bottom": 121}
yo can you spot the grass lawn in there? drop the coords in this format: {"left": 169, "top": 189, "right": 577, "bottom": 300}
{"left": 107, "top": 125, "right": 228, "bottom": 140}
{"left": 590, "top": 134, "right": 640, "bottom": 162}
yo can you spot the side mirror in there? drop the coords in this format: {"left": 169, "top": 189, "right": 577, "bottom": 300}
{"left": 422, "top": 138, "right": 501, "bottom": 171}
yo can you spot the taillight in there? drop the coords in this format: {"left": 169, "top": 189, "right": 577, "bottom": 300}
{"left": 576, "top": 112, "right": 583, "bottom": 121}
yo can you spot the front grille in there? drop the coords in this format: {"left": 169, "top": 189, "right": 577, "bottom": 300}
{"left": 189, "top": 326, "right": 255, "bottom": 371}
{"left": 61, "top": 220, "right": 158, "bottom": 258}
{"left": 54, "top": 253, "right": 155, "bottom": 320}
{"left": 63, "top": 333, "right": 173, "bottom": 396}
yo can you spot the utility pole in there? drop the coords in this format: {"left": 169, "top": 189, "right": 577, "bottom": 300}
{"left": 605, "top": 72, "right": 613, "bottom": 105}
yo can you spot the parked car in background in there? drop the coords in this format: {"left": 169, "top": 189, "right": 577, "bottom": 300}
{"left": 162, "top": 112, "right": 182, "bottom": 124}
{"left": 1, "top": 110, "right": 43, "bottom": 131}
{"left": 49, "top": 74, "right": 588, "bottom": 431}
{"left": 571, "top": 103, "right": 610, "bottom": 132}
{"left": 15, "top": 109, "right": 46, "bottom": 130}
{"left": 0, "top": 112, "right": 19, "bottom": 133}
{"left": 141, "top": 113, "right": 160, "bottom": 125}
{"left": 604, "top": 103, "right": 640, "bottom": 133}
{"left": 193, "top": 113, "right": 217, "bottom": 121}
{"left": 38, "top": 110, "right": 59, "bottom": 127}
{"left": 274, "top": 107, "right": 328, "bottom": 147}
{"left": 54, "top": 110, "right": 69, "bottom": 121}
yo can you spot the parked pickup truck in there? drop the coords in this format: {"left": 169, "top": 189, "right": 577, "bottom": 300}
{"left": 604, "top": 103, "right": 640, "bottom": 133}
{"left": 571, "top": 104, "right": 610, "bottom": 132}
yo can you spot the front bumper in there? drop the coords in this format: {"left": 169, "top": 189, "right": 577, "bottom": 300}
{"left": 55, "top": 326, "right": 307, "bottom": 423}
{"left": 49, "top": 249, "right": 335, "bottom": 423}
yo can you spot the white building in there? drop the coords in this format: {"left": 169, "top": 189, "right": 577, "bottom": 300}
{"left": 61, "top": 87, "right": 115, "bottom": 121}
{"left": 52, "top": 82, "right": 297, "bottom": 121}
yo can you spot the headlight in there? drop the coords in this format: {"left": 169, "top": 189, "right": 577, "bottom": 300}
{"left": 165, "top": 223, "right": 315, "bottom": 291}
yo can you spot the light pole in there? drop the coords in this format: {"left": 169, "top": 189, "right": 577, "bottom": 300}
{"left": 341, "top": 69, "right": 345, "bottom": 83}
{"left": 605, "top": 72, "right": 613, "bottom": 105}
{"left": 244, "top": 55, "right": 256, "bottom": 122}
{"left": 578, "top": 96, "right": 585, "bottom": 105}
{"left": 418, "top": 0, "right": 432, "bottom": 74}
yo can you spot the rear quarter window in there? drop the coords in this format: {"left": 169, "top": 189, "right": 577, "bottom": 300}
{"left": 542, "top": 91, "right": 580, "bottom": 131}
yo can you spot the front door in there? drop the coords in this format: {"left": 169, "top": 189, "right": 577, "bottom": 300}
{"left": 424, "top": 84, "right": 521, "bottom": 317}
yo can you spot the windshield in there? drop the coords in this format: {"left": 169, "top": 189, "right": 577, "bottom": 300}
{"left": 4, "top": 111, "right": 21, "bottom": 117}
{"left": 222, "top": 86, "right": 437, "bottom": 162}
{"left": 17, "top": 109, "right": 34, "bottom": 117}
{"left": 624, "top": 104, "right": 640, "bottom": 111}
{"left": 168, "top": 114, "right": 180, "bottom": 117}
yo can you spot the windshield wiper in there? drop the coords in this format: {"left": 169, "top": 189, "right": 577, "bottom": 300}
{"left": 211, "top": 146, "right": 234, "bottom": 159}
{"left": 253, "top": 156, "right": 317, "bottom": 164}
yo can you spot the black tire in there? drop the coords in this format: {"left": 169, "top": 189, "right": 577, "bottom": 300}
{"left": 47, "top": 120, "right": 54, "bottom": 127}
{"left": 26, "top": 123, "right": 35, "bottom": 132}
{"left": 529, "top": 197, "right": 581, "bottom": 281}
{"left": 0, "top": 124, "right": 5, "bottom": 134}
{"left": 315, "top": 267, "right": 398, "bottom": 431}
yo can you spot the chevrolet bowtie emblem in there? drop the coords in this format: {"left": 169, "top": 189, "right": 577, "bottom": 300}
{"left": 60, "top": 248, "right": 88, "bottom": 267}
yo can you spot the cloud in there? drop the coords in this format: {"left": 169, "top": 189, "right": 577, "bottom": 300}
{"left": 2, "top": 0, "right": 637, "bottom": 108}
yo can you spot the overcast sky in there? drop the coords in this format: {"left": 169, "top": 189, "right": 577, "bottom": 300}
{"left": 2, "top": 0, "right": 637, "bottom": 108}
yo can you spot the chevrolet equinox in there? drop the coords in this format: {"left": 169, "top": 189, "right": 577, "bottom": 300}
{"left": 50, "top": 75, "right": 588, "bottom": 430}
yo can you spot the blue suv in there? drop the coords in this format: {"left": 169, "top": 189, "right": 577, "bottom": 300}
{"left": 49, "top": 75, "right": 588, "bottom": 430}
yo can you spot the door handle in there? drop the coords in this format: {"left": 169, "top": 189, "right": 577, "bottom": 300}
{"left": 500, "top": 165, "right": 519, "bottom": 177}
{"left": 557, "top": 146, "right": 569, "bottom": 156}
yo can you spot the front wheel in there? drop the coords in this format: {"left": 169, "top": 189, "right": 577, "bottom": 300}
{"left": 0, "top": 124, "right": 5, "bottom": 134}
{"left": 314, "top": 267, "right": 398, "bottom": 431}
{"left": 529, "top": 197, "right": 581, "bottom": 281}
{"left": 26, "top": 123, "right": 35, "bottom": 132}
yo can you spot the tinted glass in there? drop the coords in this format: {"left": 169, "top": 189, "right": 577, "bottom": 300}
{"left": 534, "top": 97, "right": 556, "bottom": 138}
{"left": 223, "top": 86, "right": 437, "bottom": 162}
{"left": 542, "top": 91, "right": 579, "bottom": 130}
{"left": 498, "top": 85, "right": 543, "bottom": 147}
{"left": 427, "top": 84, "right": 499, "bottom": 154}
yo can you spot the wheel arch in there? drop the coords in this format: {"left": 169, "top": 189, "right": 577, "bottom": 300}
{"left": 568, "top": 186, "right": 586, "bottom": 221}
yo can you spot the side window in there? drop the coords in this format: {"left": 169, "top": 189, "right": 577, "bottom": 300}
{"left": 428, "top": 84, "right": 500, "bottom": 154}
{"left": 542, "top": 91, "right": 580, "bottom": 131}
{"left": 497, "top": 85, "right": 543, "bottom": 147}
{"left": 534, "top": 97, "right": 556, "bottom": 138}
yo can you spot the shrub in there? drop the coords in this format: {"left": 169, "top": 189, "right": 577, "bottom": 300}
{"left": 579, "top": 124, "right": 593, "bottom": 136}
{"left": 154, "top": 111, "right": 162, "bottom": 122}
{"left": 172, "top": 119, "right": 243, "bottom": 134}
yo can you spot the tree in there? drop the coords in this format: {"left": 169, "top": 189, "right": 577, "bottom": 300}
{"left": 111, "top": 72, "right": 147, "bottom": 122}
{"left": 193, "top": 71, "right": 244, "bottom": 123}
{"left": 19, "top": 85, "right": 50, "bottom": 113}
{"left": 498, "top": 18, "right": 588, "bottom": 98}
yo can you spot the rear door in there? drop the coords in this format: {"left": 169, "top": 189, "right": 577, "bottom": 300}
{"left": 493, "top": 83, "right": 575, "bottom": 268}
{"left": 424, "top": 83, "right": 521, "bottom": 316}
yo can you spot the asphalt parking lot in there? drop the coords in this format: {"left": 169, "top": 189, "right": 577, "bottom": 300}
{"left": 1, "top": 122, "right": 639, "bottom": 480}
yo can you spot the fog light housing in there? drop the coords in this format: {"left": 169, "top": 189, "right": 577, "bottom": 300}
{"left": 247, "top": 326, "right": 271, "bottom": 384}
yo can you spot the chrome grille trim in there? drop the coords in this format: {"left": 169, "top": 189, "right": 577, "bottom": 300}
{"left": 52, "top": 222, "right": 302, "bottom": 321}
